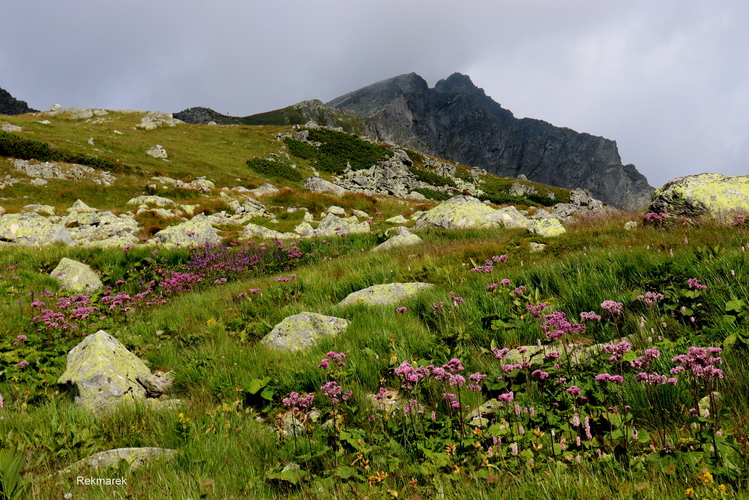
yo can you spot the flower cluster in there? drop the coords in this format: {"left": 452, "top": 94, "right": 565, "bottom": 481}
{"left": 644, "top": 212, "right": 667, "bottom": 222}
{"left": 687, "top": 278, "right": 707, "bottom": 290}
{"left": 602, "top": 340, "right": 633, "bottom": 363}
{"left": 637, "top": 292, "right": 664, "bottom": 305}
{"left": 282, "top": 391, "right": 314, "bottom": 412}
{"left": 471, "top": 254, "right": 508, "bottom": 273}
{"left": 541, "top": 311, "right": 585, "bottom": 341}
{"left": 671, "top": 346, "right": 724, "bottom": 380}
{"left": 600, "top": 300, "right": 623, "bottom": 318}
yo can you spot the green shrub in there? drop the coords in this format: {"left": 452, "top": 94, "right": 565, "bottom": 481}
{"left": 0, "top": 131, "right": 132, "bottom": 174}
{"left": 407, "top": 166, "right": 457, "bottom": 188}
{"left": 246, "top": 157, "right": 303, "bottom": 182}
{"left": 413, "top": 187, "right": 451, "bottom": 201}
{"left": 283, "top": 137, "right": 319, "bottom": 160}
{"left": 306, "top": 128, "right": 392, "bottom": 172}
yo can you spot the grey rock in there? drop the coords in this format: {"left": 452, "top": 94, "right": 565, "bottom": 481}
{"left": 22, "top": 204, "right": 56, "bottom": 216}
{"left": 126, "top": 195, "right": 176, "bottom": 207}
{"left": 372, "top": 229, "right": 423, "bottom": 252}
{"left": 413, "top": 195, "right": 505, "bottom": 230}
{"left": 146, "top": 144, "right": 168, "bottom": 159}
{"left": 648, "top": 173, "right": 749, "bottom": 221}
{"left": 0, "top": 212, "right": 72, "bottom": 245}
{"left": 50, "top": 258, "right": 103, "bottom": 293}
{"left": 1, "top": 123, "right": 22, "bottom": 132}
{"left": 249, "top": 183, "right": 280, "bottom": 196}
{"left": 61, "top": 447, "right": 177, "bottom": 474}
{"left": 338, "top": 282, "right": 434, "bottom": 307}
{"left": 243, "top": 223, "right": 298, "bottom": 240}
{"left": 154, "top": 214, "right": 220, "bottom": 246}
{"left": 304, "top": 176, "right": 348, "bottom": 196}
{"left": 57, "top": 331, "right": 174, "bottom": 411}
{"left": 316, "top": 213, "right": 370, "bottom": 236}
{"left": 261, "top": 312, "right": 350, "bottom": 352}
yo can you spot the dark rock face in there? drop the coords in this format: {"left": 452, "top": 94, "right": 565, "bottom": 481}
{"left": 326, "top": 73, "right": 653, "bottom": 210}
{"left": 0, "top": 87, "right": 38, "bottom": 115}
{"left": 173, "top": 107, "right": 238, "bottom": 125}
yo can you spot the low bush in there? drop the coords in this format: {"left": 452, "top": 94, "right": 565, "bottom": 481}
{"left": 246, "top": 157, "right": 303, "bottom": 182}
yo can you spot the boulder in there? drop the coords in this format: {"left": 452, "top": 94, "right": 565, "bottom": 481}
{"left": 243, "top": 223, "right": 298, "bottom": 240}
{"left": 50, "top": 258, "right": 103, "bottom": 293}
{"left": 67, "top": 212, "right": 140, "bottom": 247}
{"left": 22, "top": 204, "right": 56, "bottom": 216}
{"left": 126, "top": 195, "right": 176, "bottom": 207}
{"left": 303, "top": 176, "right": 348, "bottom": 196}
{"left": 327, "top": 205, "right": 347, "bottom": 216}
{"left": 495, "top": 206, "right": 530, "bottom": 229}
{"left": 528, "top": 218, "right": 566, "bottom": 237}
{"left": 316, "top": 213, "right": 370, "bottom": 236}
{"left": 649, "top": 173, "right": 749, "bottom": 220}
{"left": 338, "top": 282, "right": 434, "bottom": 307}
{"left": 412, "top": 195, "right": 505, "bottom": 230}
{"left": 67, "top": 199, "right": 97, "bottom": 213}
{"left": 146, "top": 145, "right": 168, "bottom": 159}
{"left": 153, "top": 214, "right": 220, "bottom": 246}
{"left": 385, "top": 215, "right": 409, "bottom": 224}
{"left": 1, "top": 123, "right": 22, "bottom": 132}
{"left": 0, "top": 212, "right": 72, "bottom": 246}
{"left": 60, "top": 447, "right": 177, "bottom": 474}
{"left": 261, "top": 312, "right": 350, "bottom": 352}
{"left": 249, "top": 183, "right": 280, "bottom": 196}
{"left": 294, "top": 222, "right": 315, "bottom": 236}
{"left": 371, "top": 229, "right": 423, "bottom": 252}
{"left": 57, "top": 331, "right": 174, "bottom": 411}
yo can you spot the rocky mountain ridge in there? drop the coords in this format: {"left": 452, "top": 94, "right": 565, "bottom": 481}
{"left": 324, "top": 73, "right": 653, "bottom": 211}
{"left": 176, "top": 73, "right": 653, "bottom": 210}
{"left": 0, "top": 87, "right": 38, "bottom": 115}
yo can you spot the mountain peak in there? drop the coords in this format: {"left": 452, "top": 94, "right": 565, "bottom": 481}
{"left": 434, "top": 73, "right": 478, "bottom": 93}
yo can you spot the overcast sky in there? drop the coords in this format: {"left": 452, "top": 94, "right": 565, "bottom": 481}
{"left": 2, "top": 0, "right": 748, "bottom": 188}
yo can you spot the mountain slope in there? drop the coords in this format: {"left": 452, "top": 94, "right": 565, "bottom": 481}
{"left": 325, "top": 73, "right": 653, "bottom": 210}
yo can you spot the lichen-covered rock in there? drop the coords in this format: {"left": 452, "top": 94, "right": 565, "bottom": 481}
{"left": 316, "top": 213, "right": 370, "bottom": 236}
{"left": 327, "top": 205, "right": 347, "bottom": 216}
{"left": 0, "top": 212, "right": 72, "bottom": 245}
{"left": 153, "top": 214, "right": 220, "bottom": 246}
{"left": 67, "top": 211, "right": 140, "bottom": 247}
{"left": 243, "top": 223, "right": 298, "bottom": 240}
{"left": 303, "top": 176, "right": 348, "bottom": 196}
{"left": 61, "top": 447, "right": 177, "bottom": 474}
{"left": 495, "top": 206, "right": 530, "bottom": 229}
{"left": 261, "top": 312, "right": 349, "bottom": 352}
{"left": 126, "top": 195, "right": 176, "bottom": 207}
{"left": 57, "top": 331, "right": 173, "bottom": 411}
{"left": 413, "top": 195, "right": 505, "bottom": 230}
{"left": 649, "top": 173, "right": 749, "bottom": 220}
{"left": 294, "top": 222, "right": 315, "bottom": 236}
{"left": 146, "top": 144, "right": 168, "bottom": 159}
{"left": 50, "top": 258, "right": 103, "bottom": 293}
{"left": 528, "top": 218, "right": 566, "bottom": 237}
{"left": 22, "top": 204, "right": 56, "bottom": 216}
{"left": 385, "top": 215, "right": 409, "bottom": 224}
{"left": 67, "top": 199, "right": 97, "bottom": 213}
{"left": 371, "top": 229, "right": 423, "bottom": 252}
{"left": 338, "top": 282, "right": 434, "bottom": 307}
{"left": 249, "top": 183, "right": 280, "bottom": 196}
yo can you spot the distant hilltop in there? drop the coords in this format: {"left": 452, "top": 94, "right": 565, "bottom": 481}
{"left": 0, "top": 87, "right": 38, "bottom": 115}
{"left": 176, "top": 73, "right": 653, "bottom": 210}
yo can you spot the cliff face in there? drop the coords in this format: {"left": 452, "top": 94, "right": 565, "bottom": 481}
{"left": 326, "top": 73, "right": 653, "bottom": 210}
{"left": 0, "top": 87, "right": 38, "bottom": 115}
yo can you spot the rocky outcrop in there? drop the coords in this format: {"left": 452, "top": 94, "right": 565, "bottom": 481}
{"left": 260, "top": 312, "right": 349, "bottom": 352}
{"left": 50, "top": 258, "right": 103, "bottom": 293}
{"left": 0, "top": 87, "right": 38, "bottom": 115}
{"left": 316, "top": 213, "right": 370, "bottom": 236}
{"left": 60, "top": 447, "right": 177, "bottom": 474}
{"left": 648, "top": 173, "right": 749, "bottom": 221}
{"left": 338, "top": 283, "right": 434, "bottom": 307}
{"left": 304, "top": 176, "right": 348, "bottom": 196}
{"left": 413, "top": 195, "right": 507, "bottom": 230}
{"left": 153, "top": 214, "right": 220, "bottom": 246}
{"left": 371, "top": 229, "right": 423, "bottom": 252}
{"left": 0, "top": 212, "right": 72, "bottom": 245}
{"left": 324, "top": 73, "right": 653, "bottom": 210}
{"left": 57, "top": 331, "right": 175, "bottom": 411}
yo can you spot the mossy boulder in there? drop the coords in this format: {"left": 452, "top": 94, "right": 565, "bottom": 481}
{"left": 413, "top": 195, "right": 505, "bottom": 230}
{"left": 50, "top": 257, "right": 103, "bottom": 293}
{"left": 338, "top": 282, "right": 434, "bottom": 306}
{"left": 316, "top": 213, "right": 370, "bottom": 236}
{"left": 371, "top": 229, "right": 423, "bottom": 252}
{"left": 153, "top": 214, "right": 220, "bottom": 246}
{"left": 0, "top": 212, "right": 72, "bottom": 245}
{"left": 60, "top": 447, "right": 177, "bottom": 473}
{"left": 261, "top": 312, "right": 349, "bottom": 352}
{"left": 57, "top": 331, "right": 173, "bottom": 411}
{"left": 649, "top": 173, "right": 749, "bottom": 220}
{"left": 528, "top": 218, "right": 566, "bottom": 237}
{"left": 243, "top": 222, "right": 298, "bottom": 240}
